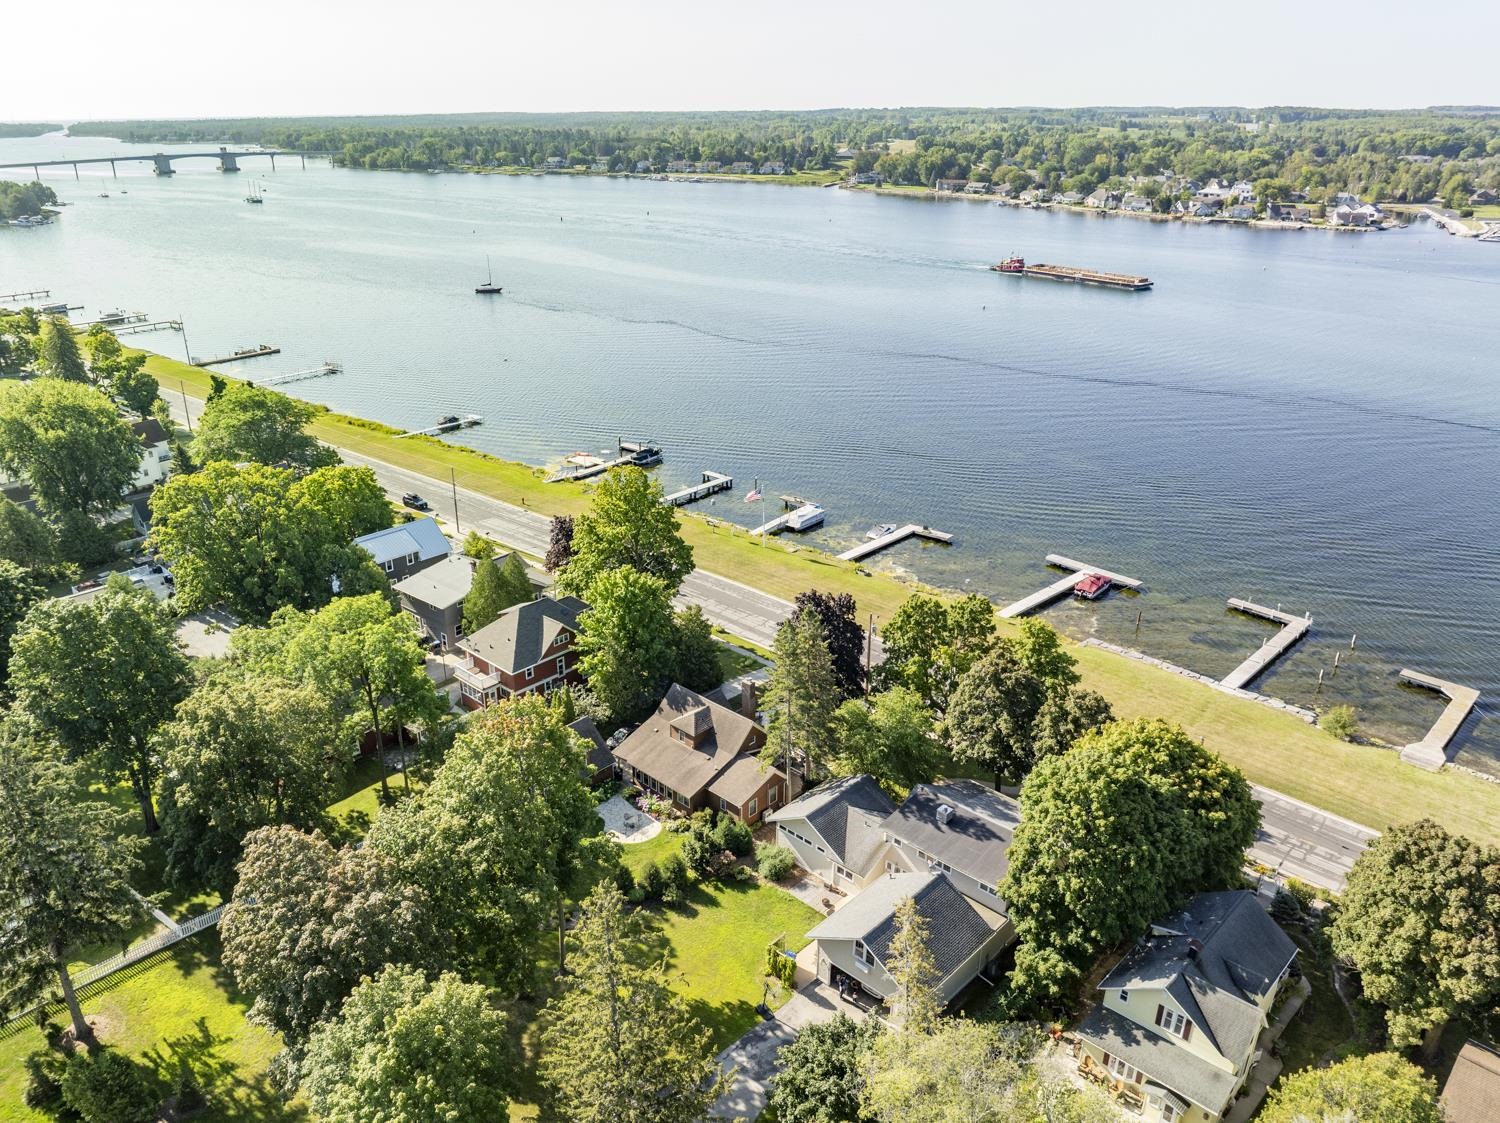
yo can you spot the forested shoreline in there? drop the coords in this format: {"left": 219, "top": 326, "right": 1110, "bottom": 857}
{"left": 61, "top": 105, "right": 1500, "bottom": 204}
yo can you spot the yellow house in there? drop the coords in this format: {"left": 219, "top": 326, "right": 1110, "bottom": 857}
{"left": 1074, "top": 891, "right": 1297, "bottom": 1123}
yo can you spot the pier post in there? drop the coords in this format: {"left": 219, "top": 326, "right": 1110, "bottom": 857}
{"left": 1350, "top": 634, "right": 1357, "bottom": 650}
{"left": 111, "top": 160, "right": 117, "bottom": 178}
{"left": 450, "top": 468, "right": 461, "bottom": 533}
{"left": 32, "top": 165, "right": 39, "bottom": 180}
{"left": 269, "top": 154, "right": 276, "bottom": 172}
{"left": 300, "top": 154, "right": 306, "bottom": 170}
{"left": 73, "top": 163, "right": 79, "bottom": 180}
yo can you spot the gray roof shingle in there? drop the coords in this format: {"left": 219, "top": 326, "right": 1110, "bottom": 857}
{"left": 394, "top": 552, "right": 503, "bottom": 611}
{"left": 768, "top": 774, "right": 895, "bottom": 872}
{"left": 457, "top": 594, "right": 586, "bottom": 674}
{"left": 613, "top": 684, "right": 763, "bottom": 799}
{"left": 882, "top": 780, "right": 1019, "bottom": 890}
{"left": 806, "top": 872, "right": 1001, "bottom": 989}
{"left": 1076, "top": 1005, "right": 1239, "bottom": 1113}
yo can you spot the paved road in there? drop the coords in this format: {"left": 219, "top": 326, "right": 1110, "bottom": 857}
{"left": 165, "top": 394, "right": 1376, "bottom": 891}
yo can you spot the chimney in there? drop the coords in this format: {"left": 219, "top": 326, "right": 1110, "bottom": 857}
{"left": 739, "top": 679, "right": 759, "bottom": 720}
{"left": 1187, "top": 937, "right": 1204, "bottom": 959}
{"left": 936, "top": 803, "right": 954, "bottom": 826}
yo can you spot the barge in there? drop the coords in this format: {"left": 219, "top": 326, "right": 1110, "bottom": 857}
{"left": 992, "top": 256, "right": 1152, "bottom": 291}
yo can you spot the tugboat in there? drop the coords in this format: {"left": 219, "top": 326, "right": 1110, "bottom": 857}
{"left": 994, "top": 255, "right": 1026, "bottom": 273}
{"left": 475, "top": 255, "right": 503, "bottom": 294}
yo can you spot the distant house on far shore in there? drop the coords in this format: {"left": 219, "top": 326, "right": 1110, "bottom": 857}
{"left": 544, "top": 156, "right": 567, "bottom": 169}
{"left": 1122, "top": 194, "right": 1153, "bottom": 213}
{"left": 1054, "top": 190, "right": 1085, "bottom": 205}
{"left": 934, "top": 178, "right": 968, "bottom": 193}
{"left": 729, "top": 161, "right": 755, "bottom": 174}
{"left": 1470, "top": 188, "right": 1498, "bottom": 206}
{"left": 635, "top": 160, "right": 653, "bottom": 173}
{"left": 759, "top": 161, "right": 787, "bottom": 175}
{"left": 1085, "top": 188, "right": 1120, "bottom": 209}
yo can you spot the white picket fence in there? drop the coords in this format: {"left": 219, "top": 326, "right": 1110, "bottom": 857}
{"left": 1, "top": 904, "right": 227, "bottom": 1032}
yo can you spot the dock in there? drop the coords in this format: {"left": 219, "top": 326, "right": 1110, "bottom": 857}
{"left": 547, "top": 439, "right": 663, "bottom": 483}
{"left": 74, "top": 312, "right": 149, "bottom": 329}
{"left": 1220, "top": 599, "right": 1311, "bottom": 690}
{"left": 999, "top": 554, "right": 1144, "bottom": 618}
{"left": 1397, "top": 669, "right": 1480, "bottom": 770}
{"left": 255, "top": 361, "right": 342, "bottom": 387}
{"left": 837, "top": 524, "right": 953, "bottom": 562}
{"left": 662, "top": 471, "right": 732, "bottom": 507}
{"left": 395, "top": 414, "right": 482, "bottom": 439}
{"left": 111, "top": 319, "right": 182, "bottom": 336}
{"left": 193, "top": 344, "right": 280, "bottom": 367}
{"left": 0, "top": 288, "right": 50, "bottom": 303}
{"left": 751, "top": 495, "right": 817, "bottom": 536}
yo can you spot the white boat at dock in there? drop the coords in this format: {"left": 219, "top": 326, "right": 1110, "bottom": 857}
{"left": 785, "top": 503, "right": 826, "bottom": 531}
{"left": 866, "top": 523, "right": 896, "bottom": 540}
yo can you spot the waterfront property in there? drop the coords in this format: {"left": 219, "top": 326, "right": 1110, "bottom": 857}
{"left": 768, "top": 774, "right": 896, "bottom": 889}
{"left": 353, "top": 515, "right": 450, "bottom": 581}
{"left": 1074, "top": 890, "right": 1299, "bottom": 1123}
{"left": 393, "top": 551, "right": 484, "bottom": 649}
{"left": 129, "top": 417, "right": 172, "bottom": 490}
{"left": 612, "top": 683, "right": 785, "bottom": 824}
{"left": 453, "top": 593, "right": 587, "bottom": 708}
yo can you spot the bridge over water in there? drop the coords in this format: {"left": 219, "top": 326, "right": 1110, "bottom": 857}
{"left": 0, "top": 147, "right": 331, "bottom": 179}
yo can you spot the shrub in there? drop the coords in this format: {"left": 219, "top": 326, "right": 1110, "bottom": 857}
{"left": 660, "top": 851, "right": 690, "bottom": 891}
{"left": 729, "top": 863, "right": 756, "bottom": 883}
{"left": 639, "top": 860, "right": 665, "bottom": 899}
{"left": 765, "top": 941, "right": 798, "bottom": 989}
{"left": 614, "top": 864, "right": 636, "bottom": 897}
{"left": 681, "top": 823, "right": 716, "bottom": 876}
{"left": 715, "top": 818, "right": 754, "bottom": 857}
{"left": 756, "top": 843, "right": 798, "bottom": 882}
{"left": 22, "top": 1050, "right": 66, "bottom": 1110}
{"left": 1271, "top": 888, "right": 1303, "bottom": 924}
{"left": 62, "top": 1049, "right": 158, "bottom": 1123}
{"left": 1321, "top": 704, "right": 1358, "bottom": 741}
{"left": 661, "top": 879, "right": 688, "bottom": 907}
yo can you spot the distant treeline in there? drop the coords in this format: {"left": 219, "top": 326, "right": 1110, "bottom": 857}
{"left": 0, "top": 180, "right": 58, "bottom": 221}
{"left": 67, "top": 107, "right": 1500, "bottom": 204}
{"left": 0, "top": 122, "right": 63, "bottom": 138}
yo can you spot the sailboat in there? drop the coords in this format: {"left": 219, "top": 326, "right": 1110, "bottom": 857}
{"left": 244, "top": 180, "right": 264, "bottom": 204}
{"left": 475, "top": 255, "right": 503, "bottom": 294}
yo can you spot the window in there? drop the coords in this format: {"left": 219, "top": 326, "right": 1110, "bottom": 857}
{"left": 1106, "top": 1054, "right": 1140, "bottom": 1083}
{"left": 853, "top": 940, "right": 874, "bottom": 971}
{"left": 556, "top": 630, "right": 570, "bottom": 643}
{"left": 675, "top": 793, "right": 688, "bottom": 807}
{"left": 406, "top": 552, "right": 417, "bottom": 566}
{"left": 720, "top": 798, "right": 732, "bottom": 812}
{"left": 1154, "top": 1005, "right": 1191, "bottom": 1040}
{"left": 885, "top": 861, "right": 896, "bottom": 873}
{"left": 1119, "top": 989, "right": 1129, "bottom": 1003}
{"left": 1160, "top": 1102, "right": 1180, "bottom": 1123}
{"left": 383, "top": 559, "right": 395, "bottom": 573}
{"left": 833, "top": 864, "right": 852, "bottom": 880}
{"left": 747, "top": 797, "right": 757, "bottom": 818}
{"left": 524, "top": 667, "right": 535, "bottom": 681}
{"left": 768, "top": 784, "right": 779, "bottom": 805}
{"left": 556, "top": 657, "right": 566, "bottom": 675}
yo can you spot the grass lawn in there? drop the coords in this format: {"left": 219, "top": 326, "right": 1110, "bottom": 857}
{"left": 0, "top": 936, "right": 298, "bottom": 1123}
{"left": 716, "top": 638, "right": 767, "bottom": 681}
{"left": 620, "top": 828, "right": 686, "bottom": 878}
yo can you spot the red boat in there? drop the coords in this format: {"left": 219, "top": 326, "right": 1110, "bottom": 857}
{"left": 992, "top": 255, "right": 1026, "bottom": 273}
{"left": 1074, "top": 572, "right": 1112, "bottom": 601}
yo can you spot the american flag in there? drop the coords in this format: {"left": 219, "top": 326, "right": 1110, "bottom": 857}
{"left": 745, "top": 488, "right": 762, "bottom": 503}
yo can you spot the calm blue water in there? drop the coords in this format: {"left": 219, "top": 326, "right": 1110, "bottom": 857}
{"left": 4, "top": 134, "right": 1499, "bottom": 770}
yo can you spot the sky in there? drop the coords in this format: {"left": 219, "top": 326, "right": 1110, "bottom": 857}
{"left": 4, "top": 0, "right": 1498, "bottom": 121}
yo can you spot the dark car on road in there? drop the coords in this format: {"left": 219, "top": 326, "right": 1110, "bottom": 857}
{"left": 402, "top": 492, "right": 431, "bottom": 511}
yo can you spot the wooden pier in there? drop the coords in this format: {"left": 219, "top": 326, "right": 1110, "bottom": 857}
{"left": 837, "top": 524, "right": 953, "bottom": 562}
{"left": 751, "top": 495, "right": 816, "bottom": 536}
{"left": 255, "top": 361, "right": 342, "bottom": 386}
{"left": 396, "top": 414, "right": 483, "bottom": 439}
{"left": 547, "top": 439, "right": 663, "bottom": 483}
{"left": 74, "top": 312, "right": 149, "bottom": 329}
{"left": 1397, "top": 669, "right": 1480, "bottom": 770}
{"left": 0, "top": 288, "right": 50, "bottom": 304}
{"left": 193, "top": 344, "right": 280, "bottom": 367}
{"left": 111, "top": 319, "right": 182, "bottom": 336}
{"left": 1220, "top": 599, "right": 1311, "bottom": 690}
{"left": 662, "top": 471, "right": 732, "bottom": 507}
{"left": 999, "top": 554, "right": 1144, "bottom": 618}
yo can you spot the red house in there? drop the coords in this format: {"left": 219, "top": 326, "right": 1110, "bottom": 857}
{"left": 454, "top": 594, "right": 588, "bottom": 709}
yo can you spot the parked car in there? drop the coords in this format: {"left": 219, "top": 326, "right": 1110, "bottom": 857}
{"left": 401, "top": 492, "right": 431, "bottom": 511}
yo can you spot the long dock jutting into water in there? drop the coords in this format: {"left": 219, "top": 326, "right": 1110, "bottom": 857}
{"left": 837, "top": 524, "right": 953, "bottom": 562}
{"left": 662, "top": 471, "right": 733, "bottom": 507}
{"left": 1398, "top": 669, "right": 1481, "bottom": 770}
{"left": 1220, "top": 599, "right": 1311, "bottom": 690}
{"left": 999, "top": 554, "right": 1144, "bottom": 618}
{"left": 193, "top": 344, "right": 280, "bottom": 367}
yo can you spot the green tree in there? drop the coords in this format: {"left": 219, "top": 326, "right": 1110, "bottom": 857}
{"left": 0, "top": 379, "right": 142, "bottom": 516}
{"left": 370, "top": 697, "right": 599, "bottom": 990}
{"left": 464, "top": 552, "right": 533, "bottom": 634}
{"left": 830, "top": 687, "right": 940, "bottom": 789}
{"left": 461, "top": 529, "right": 497, "bottom": 559}
{"left": 0, "top": 559, "right": 44, "bottom": 691}
{"left": 764, "top": 609, "right": 839, "bottom": 785}
{"left": 769, "top": 1014, "right": 879, "bottom": 1123}
{"left": 221, "top": 824, "right": 438, "bottom": 1051}
{"left": 60, "top": 1050, "right": 157, "bottom": 1123}
{"left": 944, "top": 647, "right": 1047, "bottom": 785}
{"left": 1259, "top": 1052, "right": 1442, "bottom": 1123}
{"left": 9, "top": 578, "right": 191, "bottom": 832}
{"left": 252, "top": 593, "right": 445, "bottom": 802}
{"left": 293, "top": 463, "right": 393, "bottom": 541}
{"left": 150, "top": 461, "right": 384, "bottom": 620}
{"left": 301, "top": 965, "right": 516, "bottom": 1123}
{"left": 1029, "top": 687, "right": 1114, "bottom": 762}
{"left": 36, "top": 316, "right": 87, "bottom": 382}
{"left": 0, "top": 497, "right": 59, "bottom": 573}
{"left": 539, "top": 881, "right": 726, "bottom": 1123}
{"left": 574, "top": 565, "right": 679, "bottom": 723}
{"left": 1002, "top": 719, "right": 1259, "bottom": 1002}
{"left": 1330, "top": 819, "right": 1500, "bottom": 1052}
{"left": 878, "top": 593, "right": 995, "bottom": 710}
{"left": 556, "top": 466, "right": 694, "bottom": 595}
{"left": 82, "top": 326, "right": 158, "bottom": 416}
{"left": 0, "top": 722, "right": 145, "bottom": 1043}
{"left": 193, "top": 381, "right": 338, "bottom": 469}
{"left": 671, "top": 603, "right": 723, "bottom": 693}
{"left": 157, "top": 668, "right": 344, "bottom": 894}
{"left": 885, "top": 896, "right": 941, "bottom": 1033}
{"left": 795, "top": 590, "right": 865, "bottom": 700}
{"left": 1006, "top": 617, "right": 1080, "bottom": 689}
{"left": 861, "top": 1019, "right": 1022, "bottom": 1123}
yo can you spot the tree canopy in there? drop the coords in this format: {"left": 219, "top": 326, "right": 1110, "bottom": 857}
{"left": 1001, "top": 719, "right": 1259, "bottom": 1002}
{"left": 1259, "top": 1052, "right": 1443, "bottom": 1123}
{"left": 764, "top": 609, "right": 838, "bottom": 785}
{"left": 1330, "top": 819, "right": 1500, "bottom": 1050}
{"left": 878, "top": 593, "right": 997, "bottom": 711}
{"left": 539, "top": 881, "right": 725, "bottom": 1123}
{"left": 301, "top": 965, "right": 516, "bottom": 1123}
{"left": 556, "top": 466, "right": 693, "bottom": 595}
{"left": 769, "top": 1014, "right": 879, "bottom": 1123}
{"left": 944, "top": 646, "right": 1047, "bottom": 785}
{"left": 192, "top": 381, "right": 338, "bottom": 469}
{"left": 37, "top": 316, "right": 87, "bottom": 382}
{"left": 574, "top": 565, "right": 680, "bottom": 724}
{"left": 464, "top": 552, "right": 533, "bottom": 634}
{"left": 831, "top": 686, "right": 941, "bottom": 792}
{"left": 795, "top": 590, "right": 865, "bottom": 700}
{"left": 0, "top": 720, "right": 144, "bottom": 1042}
{"left": 0, "top": 559, "right": 44, "bottom": 692}
{"left": 0, "top": 379, "right": 143, "bottom": 516}
{"left": 9, "top": 577, "right": 191, "bottom": 832}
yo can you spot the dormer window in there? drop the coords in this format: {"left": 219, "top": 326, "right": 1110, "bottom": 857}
{"left": 1154, "top": 1005, "right": 1191, "bottom": 1040}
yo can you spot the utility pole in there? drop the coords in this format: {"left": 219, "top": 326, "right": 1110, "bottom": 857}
{"left": 178, "top": 380, "right": 193, "bottom": 433}
{"left": 179, "top": 315, "right": 192, "bottom": 366}
{"left": 865, "top": 613, "right": 874, "bottom": 698}
{"left": 450, "top": 468, "right": 461, "bottom": 534}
